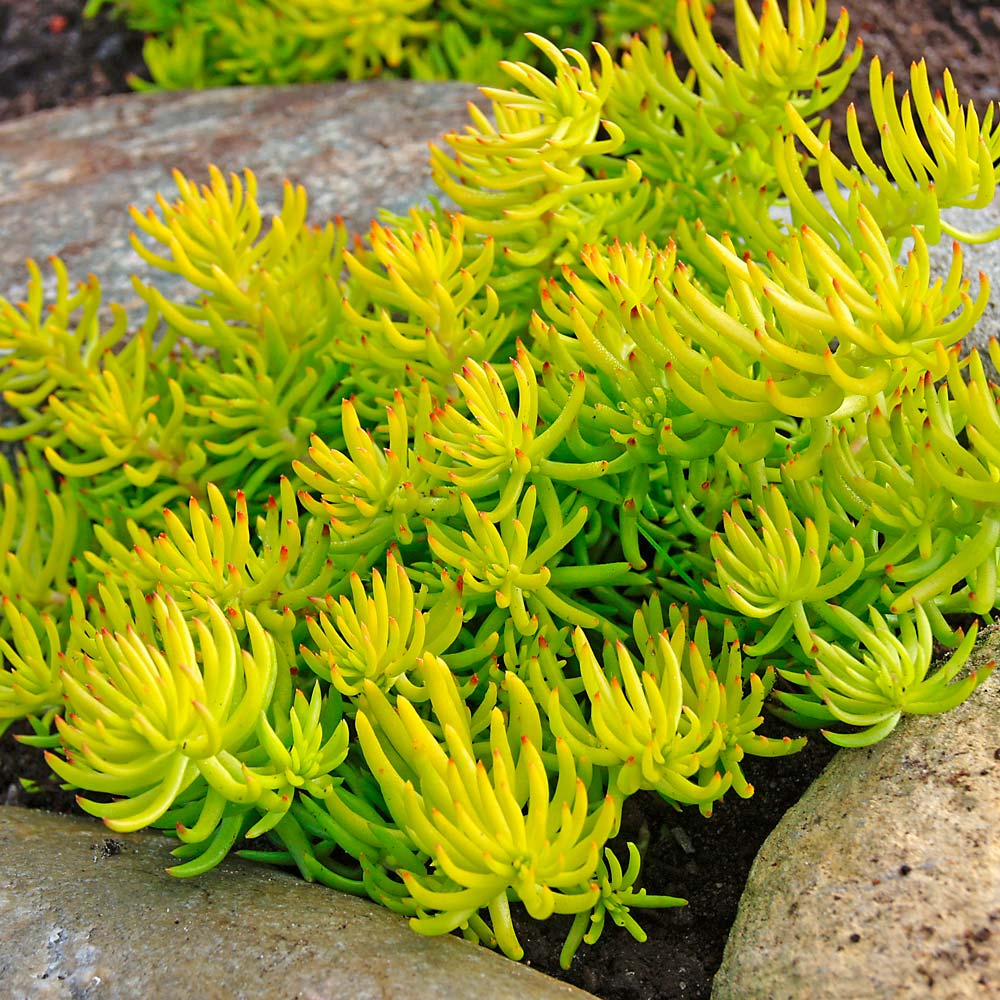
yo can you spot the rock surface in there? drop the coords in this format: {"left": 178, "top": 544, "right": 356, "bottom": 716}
{"left": 1, "top": 78, "right": 999, "bottom": 387}
{"left": 713, "top": 625, "right": 1000, "bottom": 1000}
{"left": 0, "top": 80, "right": 488, "bottom": 309}
{"left": 0, "top": 806, "right": 595, "bottom": 1000}
{"left": 932, "top": 200, "right": 1000, "bottom": 379}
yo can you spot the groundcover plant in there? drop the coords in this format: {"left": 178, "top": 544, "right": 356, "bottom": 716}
{"left": 2, "top": 0, "right": 999, "bottom": 970}
{"left": 84, "top": 0, "right": 686, "bottom": 89}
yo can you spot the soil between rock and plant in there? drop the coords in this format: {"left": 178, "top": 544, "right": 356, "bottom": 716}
{"left": 1, "top": 3, "right": 998, "bottom": 999}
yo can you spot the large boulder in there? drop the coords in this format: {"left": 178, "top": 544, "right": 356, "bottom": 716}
{"left": 713, "top": 625, "right": 1000, "bottom": 1000}
{"left": 0, "top": 80, "right": 489, "bottom": 309}
{"left": 0, "top": 806, "right": 595, "bottom": 1000}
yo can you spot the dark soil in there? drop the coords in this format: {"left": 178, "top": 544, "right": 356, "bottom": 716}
{"left": 514, "top": 733, "right": 838, "bottom": 999}
{"left": 0, "top": 0, "right": 145, "bottom": 121}
{"left": 1, "top": 2, "right": 998, "bottom": 999}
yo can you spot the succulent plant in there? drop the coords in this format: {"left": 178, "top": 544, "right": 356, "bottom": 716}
{"left": 85, "top": 0, "right": 677, "bottom": 90}
{"left": 3, "top": 0, "right": 999, "bottom": 971}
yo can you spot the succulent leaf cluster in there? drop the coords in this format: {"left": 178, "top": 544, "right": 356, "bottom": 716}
{"left": 4, "top": 0, "right": 1000, "bottom": 969}
{"left": 86, "top": 0, "right": 674, "bottom": 90}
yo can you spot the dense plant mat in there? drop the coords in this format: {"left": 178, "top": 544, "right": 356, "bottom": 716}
{"left": 2, "top": 2, "right": 1000, "bottom": 997}
{"left": 5, "top": 1, "right": 1000, "bottom": 147}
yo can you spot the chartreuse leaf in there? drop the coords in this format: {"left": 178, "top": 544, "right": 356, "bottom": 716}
{"left": 0, "top": 596, "right": 68, "bottom": 738}
{"left": 356, "top": 655, "right": 619, "bottom": 959}
{"left": 776, "top": 605, "right": 994, "bottom": 746}
{"left": 45, "top": 594, "right": 277, "bottom": 834}
{"left": 559, "top": 841, "right": 686, "bottom": 969}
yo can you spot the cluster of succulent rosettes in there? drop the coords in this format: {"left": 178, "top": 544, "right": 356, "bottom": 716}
{"left": 84, "top": 0, "right": 705, "bottom": 92}
{"left": 300, "top": 548, "right": 465, "bottom": 697}
{"left": 545, "top": 611, "right": 805, "bottom": 810}
{"left": 337, "top": 215, "right": 515, "bottom": 401}
{"left": 2, "top": 0, "right": 1000, "bottom": 970}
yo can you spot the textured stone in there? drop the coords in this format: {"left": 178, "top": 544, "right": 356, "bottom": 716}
{"left": 931, "top": 200, "right": 1000, "bottom": 380}
{"left": 0, "top": 81, "right": 488, "bottom": 310}
{"left": 712, "top": 626, "right": 1000, "bottom": 1000}
{"left": 0, "top": 806, "right": 595, "bottom": 1000}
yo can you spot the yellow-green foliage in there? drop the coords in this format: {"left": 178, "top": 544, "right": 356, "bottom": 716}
{"left": 87, "top": 0, "right": 671, "bottom": 89}
{"left": 3, "top": 0, "right": 999, "bottom": 970}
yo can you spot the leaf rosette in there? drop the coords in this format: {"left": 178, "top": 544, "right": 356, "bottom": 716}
{"left": 775, "top": 604, "right": 994, "bottom": 745}
{"left": 46, "top": 594, "right": 277, "bottom": 833}
{"left": 357, "top": 658, "right": 619, "bottom": 960}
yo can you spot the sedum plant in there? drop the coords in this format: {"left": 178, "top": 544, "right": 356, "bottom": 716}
{"left": 2, "top": 0, "right": 999, "bottom": 972}
{"left": 85, "top": 0, "right": 677, "bottom": 90}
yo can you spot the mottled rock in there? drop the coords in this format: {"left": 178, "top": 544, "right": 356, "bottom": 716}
{"left": 0, "top": 806, "right": 595, "bottom": 1000}
{"left": 932, "top": 200, "right": 1000, "bottom": 379}
{"left": 713, "top": 626, "right": 1000, "bottom": 1000}
{"left": 0, "top": 81, "right": 489, "bottom": 309}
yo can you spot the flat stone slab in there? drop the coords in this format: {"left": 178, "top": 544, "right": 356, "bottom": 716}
{"left": 0, "top": 806, "right": 596, "bottom": 1000}
{"left": 0, "top": 81, "right": 489, "bottom": 310}
{"left": 713, "top": 625, "right": 1000, "bottom": 1000}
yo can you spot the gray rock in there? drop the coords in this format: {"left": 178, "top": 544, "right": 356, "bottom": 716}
{"left": 2, "top": 82, "right": 999, "bottom": 384}
{"left": 0, "top": 81, "right": 489, "bottom": 311}
{"left": 713, "top": 625, "right": 1000, "bottom": 1000}
{"left": 933, "top": 200, "right": 1000, "bottom": 379}
{"left": 0, "top": 806, "right": 596, "bottom": 1000}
